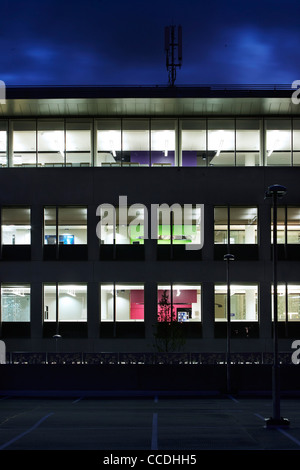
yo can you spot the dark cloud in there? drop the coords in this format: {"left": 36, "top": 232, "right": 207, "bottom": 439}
{"left": 0, "top": 0, "right": 299, "bottom": 85}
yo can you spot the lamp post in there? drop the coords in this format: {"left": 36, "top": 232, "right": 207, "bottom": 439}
{"left": 265, "top": 184, "right": 289, "bottom": 427}
{"left": 224, "top": 253, "right": 235, "bottom": 394}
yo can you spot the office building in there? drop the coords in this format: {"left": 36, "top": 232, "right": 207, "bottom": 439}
{"left": 0, "top": 84, "right": 299, "bottom": 363}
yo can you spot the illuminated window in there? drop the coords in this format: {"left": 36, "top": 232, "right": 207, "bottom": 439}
{"left": 100, "top": 283, "right": 144, "bottom": 322}
{"left": 214, "top": 284, "right": 258, "bottom": 322}
{"left": 66, "top": 120, "right": 92, "bottom": 167}
{"left": 1, "top": 207, "right": 31, "bottom": 245}
{"left": 97, "top": 204, "right": 145, "bottom": 245}
{"left": 1, "top": 284, "right": 30, "bottom": 322}
{"left": 38, "top": 121, "right": 64, "bottom": 166}
{"left": 214, "top": 206, "right": 258, "bottom": 244}
{"left": 265, "top": 119, "right": 291, "bottom": 166}
{"left": 181, "top": 120, "right": 206, "bottom": 167}
{"left": 157, "top": 284, "right": 201, "bottom": 322}
{"left": 272, "top": 284, "right": 300, "bottom": 322}
{"left": 157, "top": 204, "right": 202, "bottom": 247}
{"left": 43, "top": 283, "right": 87, "bottom": 322}
{"left": 12, "top": 121, "right": 36, "bottom": 167}
{"left": 151, "top": 119, "right": 176, "bottom": 167}
{"left": 44, "top": 206, "right": 87, "bottom": 245}
{"left": 208, "top": 120, "right": 235, "bottom": 166}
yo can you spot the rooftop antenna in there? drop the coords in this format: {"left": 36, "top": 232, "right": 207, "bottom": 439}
{"left": 165, "top": 24, "right": 182, "bottom": 86}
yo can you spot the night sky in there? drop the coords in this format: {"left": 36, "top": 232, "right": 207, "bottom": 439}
{"left": 0, "top": 0, "right": 300, "bottom": 86}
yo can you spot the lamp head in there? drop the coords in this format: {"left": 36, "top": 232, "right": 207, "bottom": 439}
{"left": 224, "top": 253, "right": 235, "bottom": 261}
{"left": 265, "top": 184, "right": 287, "bottom": 199}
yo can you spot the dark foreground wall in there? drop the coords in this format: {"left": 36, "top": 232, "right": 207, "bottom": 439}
{"left": 1, "top": 364, "right": 300, "bottom": 395}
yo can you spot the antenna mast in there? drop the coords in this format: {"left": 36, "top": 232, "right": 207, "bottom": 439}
{"left": 165, "top": 25, "right": 182, "bottom": 86}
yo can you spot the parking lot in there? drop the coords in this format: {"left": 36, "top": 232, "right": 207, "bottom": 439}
{"left": 0, "top": 394, "right": 300, "bottom": 453}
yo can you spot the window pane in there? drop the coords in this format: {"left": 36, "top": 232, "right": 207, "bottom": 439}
{"left": 100, "top": 283, "right": 144, "bottom": 322}
{"left": 157, "top": 204, "right": 201, "bottom": 246}
{"left": 2, "top": 207, "right": 31, "bottom": 245}
{"left": 287, "top": 207, "right": 300, "bottom": 244}
{"left": 271, "top": 206, "right": 285, "bottom": 244}
{"left": 181, "top": 120, "right": 206, "bottom": 167}
{"left": 151, "top": 119, "right": 176, "bottom": 167}
{"left": 43, "top": 283, "right": 56, "bottom": 321}
{"left": 229, "top": 206, "right": 258, "bottom": 244}
{"left": 98, "top": 204, "right": 145, "bottom": 245}
{"left": 115, "top": 284, "right": 144, "bottom": 322}
{"left": 236, "top": 119, "right": 261, "bottom": 166}
{"left": 265, "top": 119, "right": 291, "bottom": 166}
{"left": 58, "top": 207, "right": 87, "bottom": 244}
{"left": 58, "top": 284, "right": 87, "bottom": 321}
{"left": 293, "top": 119, "right": 300, "bottom": 166}
{"left": 44, "top": 207, "right": 57, "bottom": 244}
{"left": 214, "top": 206, "right": 228, "bottom": 244}
{"left": 100, "top": 284, "right": 114, "bottom": 321}
{"left": 97, "top": 120, "right": 121, "bottom": 167}
{"left": 38, "top": 121, "right": 64, "bottom": 166}
{"left": 215, "top": 284, "right": 258, "bottom": 321}
{"left": 208, "top": 120, "right": 235, "bottom": 166}
{"left": 1, "top": 284, "right": 30, "bottom": 322}
{"left": 122, "top": 119, "right": 150, "bottom": 167}
{"left": 12, "top": 121, "right": 36, "bottom": 167}
{"left": 288, "top": 284, "right": 300, "bottom": 321}
{"left": 66, "top": 121, "right": 92, "bottom": 167}
{"left": 0, "top": 121, "right": 8, "bottom": 167}
{"left": 157, "top": 284, "right": 201, "bottom": 322}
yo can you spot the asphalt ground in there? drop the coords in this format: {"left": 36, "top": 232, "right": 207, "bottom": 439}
{"left": 0, "top": 393, "right": 300, "bottom": 457}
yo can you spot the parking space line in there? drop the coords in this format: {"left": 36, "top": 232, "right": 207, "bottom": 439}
{"left": 151, "top": 413, "right": 158, "bottom": 450}
{"left": 277, "top": 428, "right": 300, "bottom": 447}
{"left": 0, "top": 412, "right": 53, "bottom": 450}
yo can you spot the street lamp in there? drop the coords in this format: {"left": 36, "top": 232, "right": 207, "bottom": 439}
{"left": 265, "top": 184, "right": 289, "bottom": 427}
{"left": 224, "top": 253, "right": 235, "bottom": 394}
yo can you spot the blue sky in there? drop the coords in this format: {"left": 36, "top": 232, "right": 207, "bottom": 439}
{"left": 0, "top": 0, "right": 300, "bottom": 86}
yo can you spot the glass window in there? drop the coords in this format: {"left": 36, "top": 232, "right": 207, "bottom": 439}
{"left": 97, "top": 203, "right": 145, "bottom": 245}
{"left": 293, "top": 119, "right": 300, "bottom": 166}
{"left": 38, "top": 121, "right": 64, "bottom": 166}
{"left": 12, "top": 121, "right": 36, "bottom": 167}
{"left": 271, "top": 206, "right": 286, "bottom": 244}
{"left": 229, "top": 206, "right": 258, "bottom": 244}
{"left": 0, "top": 121, "right": 8, "bottom": 167}
{"left": 265, "top": 119, "right": 291, "bottom": 166}
{"left": 157, "top": 204, "right": 202, "bottom": 246}
{"left": 214, "top": 206, "right": 258, "bottom": 244}
{"left": 1, "top": 284, "right": 30, "bottom": 322}
{"left": 208, "top": 120, "right": 235, "bottom": 166}
{"left": 66, "top": 121, "right": 92, "bottom": 167}
{"left": 43, "top": 283, "right": 87, "bottom": 322}
{"left": 44, "top": 207, "right": 56, "bottom": 244}
{"left": 181, "top": 120, "right": 206, "bottom": 167}
{"left": 151, "top": 119, "right": 176, "bottom": 167}
{"left": 214, "top": 284, "right": 258, "bottom": 321}
{"left": 100, "top": 283, "right": 144, "bottom": 322}
{"left": 97, "top": 119, "right": 121, "bottom": 167}
{"left": 58, "top": 207, "right": 87, "bottom": 245}
{"left": 236, "top": 119, "right": 261, "bottom": 166}
{"left": 44, "top": 206, "right": 87, "bottom": 245}
{"left": 2, "top": 207, "right": 31, "bottom": 245}
{"left": 157, "top": 284, "right": 201, "bottom": 322}
{"left": 287, "top": 207, "right": 300, "bottom": 244}
{"left": 272, "top": 284, "right": 300, "bottom": 322}
{"left": 122, "top": 119, "right": 150, "bottom": 167}
{"left": 214, "top": 206, "right": 228, "bottom": 244}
